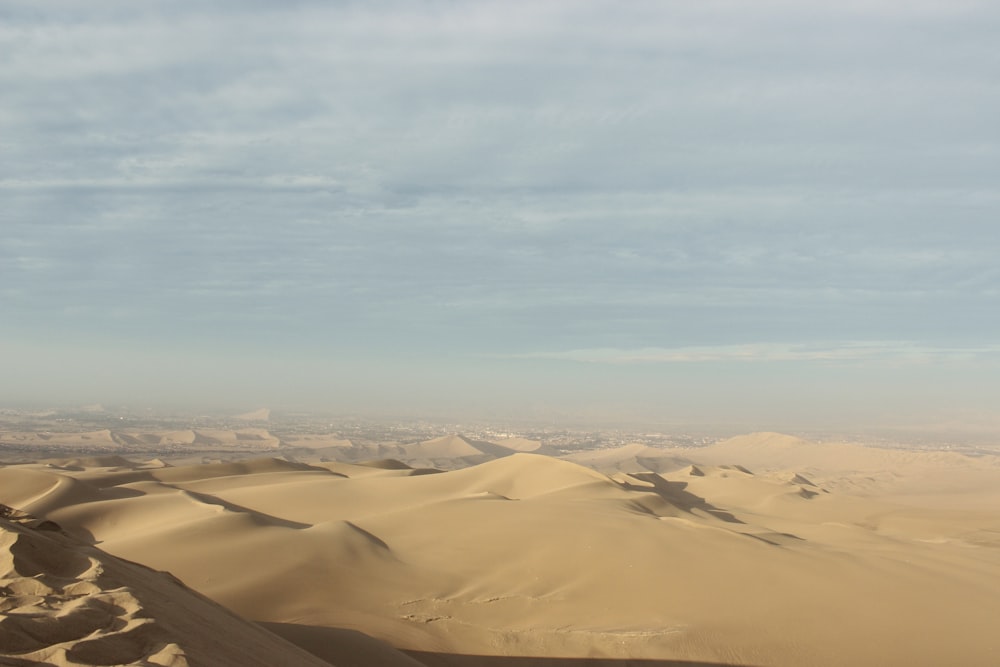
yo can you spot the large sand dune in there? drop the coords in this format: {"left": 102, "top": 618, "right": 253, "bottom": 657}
{"left": 0, "top": 505, "right": 365, "bottom": 666}
{"left": 2, "top": 434, "right": 1000, "bottom": 665}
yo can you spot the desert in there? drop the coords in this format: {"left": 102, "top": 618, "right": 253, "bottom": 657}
{"left": 7, "top": 1, "right": 1000, "bottom": 665}
{"left": 3, "top": 416, "right": 1000, "bottom": 666}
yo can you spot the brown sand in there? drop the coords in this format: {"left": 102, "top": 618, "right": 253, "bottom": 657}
{"left": 2, "top": 433, "right": 999, "bottom": 666}
{"left": 0, "top": 506, "right": 364, "bottom": 666}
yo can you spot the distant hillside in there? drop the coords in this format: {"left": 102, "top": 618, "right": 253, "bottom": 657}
{"left": 234, "top": 408, "right": 271, "bottom": 421}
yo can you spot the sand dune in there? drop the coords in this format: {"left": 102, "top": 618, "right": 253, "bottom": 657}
{"left": 0, "top": 427, "right": 285, "bottom": 456}
{"left": 399, "top": 434, "right": 530, "bottom": 468}
{"left": 2, "top": 437, "right": 1000, "bottom": 666}
{"left": 287, "top": 433, "right": 536, "bottom": 470}
{"left": 563, "top": 442, "right": 693, "bottom": 473}
{"left": 190, "top": 428, "right": 281, "bottom": 449}
{"left": 0, "top": 430, "right": 118, "bottom": 450}
{"left": 403, "top": 434, "right": 487, "bottom": 459}
{"left": 0, "top": 505, "right": 362, "bottom": 666}
{"left": 280, "top": 434, "right": 354, "bottom": 450}
{"left": 234, "top": 407, "right": 271, "bottom": 421}
{"left": 279, "top": 433, "right": 522, "bottom": 469}
{"left": 664, "top": 431, "right": 1000, "bottom": 504}
{"left": 486, "top": 436, "right": 547, "bottom": 453}
{"left": 40, "top": 455, "right": 137, "bottom": 469}
{"left": 2, "top": 427, "right": 534, "bottom": 468}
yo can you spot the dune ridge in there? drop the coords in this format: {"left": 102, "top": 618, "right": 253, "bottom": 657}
{"left": 1, "top": 434, "right": 999, "bottom": 666}
{"left": 0, "top": 505, "right": 350, "bottom": 666}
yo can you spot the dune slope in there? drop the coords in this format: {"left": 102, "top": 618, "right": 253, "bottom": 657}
{"left": 0, "top": 506, "right": 347, "bottom": 666}
{"left": 1, "top": 444, "right": 999, "bottom": 666}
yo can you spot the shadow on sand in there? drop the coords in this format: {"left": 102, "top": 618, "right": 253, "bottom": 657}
{"left": 405, "top": 653, "right": 757, "bottom": 667}
{"left": 261, "top": 621, "right": 756, "bottom": 667}
{"left": 619, "top": 472, "right": 744, "bottom": 524}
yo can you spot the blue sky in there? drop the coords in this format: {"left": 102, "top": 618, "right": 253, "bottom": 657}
{"left": 2, "top": 1, "right": 999, "bottom": 429}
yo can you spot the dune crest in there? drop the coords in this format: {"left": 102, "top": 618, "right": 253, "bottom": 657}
{"left": 2, "top": 433, "right": 1000, "bottom": 666}
{"left": 716, "top": 431, "right": 816, "bottom": 449}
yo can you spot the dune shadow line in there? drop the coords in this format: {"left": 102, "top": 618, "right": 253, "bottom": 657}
{"left": 405, "top": 651, "right": 757, "bottom": 667}
{"left": 258, "top": 622, "right": 757, "bottom": 667}
{"left": 621, "top": 473, "right": 744, "bottom": 524}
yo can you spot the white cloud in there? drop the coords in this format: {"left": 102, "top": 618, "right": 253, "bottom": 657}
{"left": 1, "top": 1, "right": 998, "bottom": 415}
{"left": 509, "top": 342, "right": 1000, "bottom": 365}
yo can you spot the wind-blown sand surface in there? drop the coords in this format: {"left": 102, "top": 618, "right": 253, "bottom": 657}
{"left": 0, "top": 506, "right": 348, "bottom": 666}
{"left": 2, "top": 433, "right": 1000, "bottom": 666}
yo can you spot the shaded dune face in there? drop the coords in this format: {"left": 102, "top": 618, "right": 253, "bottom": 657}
{"left": 0, "top": 507, "right": 345, "bottom": 667}
{"left": 1, "top": 441, "right": 999, "bottom": 667}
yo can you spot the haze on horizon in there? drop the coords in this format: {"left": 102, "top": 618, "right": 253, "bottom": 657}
{"left": 2, "top": 1, "right": 999, "bottom": 433}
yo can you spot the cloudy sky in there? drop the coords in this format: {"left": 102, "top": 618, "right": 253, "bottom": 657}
{"left": 3, "top": 1, "right": 999, "bottom": 429}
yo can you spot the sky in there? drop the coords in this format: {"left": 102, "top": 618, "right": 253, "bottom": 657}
{"left": 2, "top": 0, "right": 999, "bottom": 430}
